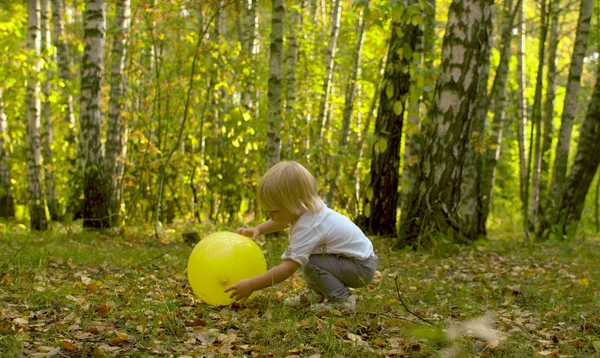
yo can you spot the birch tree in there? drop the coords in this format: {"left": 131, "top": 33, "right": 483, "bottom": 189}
{"left": 516, "top": 0, "right": 528, "bottom": 221}
{"left": 40, "top": 0, "right": 60, "bottom": 221}
{"left": 545, "top": 0, "right": 594, "bottom": 232}
{"left": 50, "top": 0, "right": 75, "bottom": 130}
{"left": 26, "top": 0, "right": 48, "bottom": 231}
{"left": 398, "top": 0, "right": 494, "bottom": 246}
{"left": 539, "top": 0, "right": 560, "bottom": 200}
{"left": 526, "top": 0, "right": 550, "bottom": 235}
{"left": 326, "top": 0, "right": 368, "bottom": 206}
{"left": 282, "top": 1, "right": 299, "bottom": 159}
{"left": 554, "top": 68, "right": 600, "bottom": 237}
{"left": 241, "top": 0, "right": 259, "bottom": 114}
{"left": 105, "top": 0, "right": 130, "bottom": 226}
{"left": 51, "top": 0, "right": 80, "bottom": 219}
{"left": 80, "top": 0, "right": 110, "bottom": 228}
{"left": 0, "top": 89, "right": 14, "bottom": 218}
{"left": 266, "top": 0, "right": 285, "bottom": 169}
{"left": 480, "top": 0, "right": 520, "bottom": 225}
{"left": 314, "top": 0, "right": 341, "bottom": 143}
{"left": 458, "top": 0, "right": 493, "bottom": 238}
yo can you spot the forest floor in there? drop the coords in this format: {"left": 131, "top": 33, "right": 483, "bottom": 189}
{"left": 0, "top": 222, "right": 599, "bottom": 357}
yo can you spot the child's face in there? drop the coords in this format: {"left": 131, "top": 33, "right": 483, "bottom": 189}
{"left": 267, "top": 207, "right": 299, "bottom": 225}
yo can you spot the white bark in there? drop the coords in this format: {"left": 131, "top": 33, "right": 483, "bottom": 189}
{"left": 327, "top": 2, "right": 368, "bottom": 205}
{"left": 26, "top": 0, "right": 48, "bottom": 230}
{"left": 516, "top": 0, "right": 528, "bottom": 210}
{"left": 315, "top": 0, "right": 341, "bottom": 141}
{"left": 81, "top": 0, "right": 109, "bottom": 228}
{"left": 105, "top": 0, "right": 131, "bottom": 226}
{"left": 548, "top": 0, "right": 594, "bottom": 212}
{"left": 41, "top": 0, "right": 60, "bottom": 220}
{"left": 266, "top": 0, "right": 285, "bottom": 169}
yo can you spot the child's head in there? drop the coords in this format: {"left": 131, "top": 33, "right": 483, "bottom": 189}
{"left": 257, "top": 161, "right": 322, "bottom": 216}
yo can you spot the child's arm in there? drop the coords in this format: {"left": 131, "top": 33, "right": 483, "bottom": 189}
{"left": 237, "top": 219, "right": 288, "bottom": 239}
{"left": 225, "top": 259, "right": 300, "bottom": 302}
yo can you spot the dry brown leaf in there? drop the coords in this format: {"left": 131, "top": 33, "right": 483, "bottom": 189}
{"left": 1, "top": 275, "right": 13, "bottom": 285}
{"left": 61, "top": 340, "right": 77, "bottom": 352}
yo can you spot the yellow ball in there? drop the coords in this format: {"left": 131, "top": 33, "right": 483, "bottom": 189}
{"left": 187, "top": 231, "right": 267, "bottom": 306}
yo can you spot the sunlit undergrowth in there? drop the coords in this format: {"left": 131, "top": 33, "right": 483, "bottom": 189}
{"left": 1, "top": 222, "right": 599, "bottom": 357}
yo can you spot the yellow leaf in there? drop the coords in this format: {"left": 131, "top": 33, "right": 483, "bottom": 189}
{"left": 407, "top": 155, "right": 420, "bottom": 167}
{"left": 373, "top": 338, "right": 387, "bottom": 347}
{"left": 579, "top": 278, "right": 589, "bottom": 286}
{"left": 411, "top": 15, "right": 423, "bottom": 25}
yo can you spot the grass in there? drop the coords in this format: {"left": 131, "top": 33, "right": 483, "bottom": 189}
{"left": 1, "top": 222, "right": 599, "bottom": 357}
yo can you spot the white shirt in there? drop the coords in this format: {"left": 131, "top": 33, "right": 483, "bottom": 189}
{"left": 281, "top": 202, "right": 374, "bottom": 266}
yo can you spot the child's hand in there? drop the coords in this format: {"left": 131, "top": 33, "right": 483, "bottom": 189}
{"left": 225, "top": 279, "right": 254, "bottom": 302}
{"left": 236, "top": 227, "right": 260, "bottom": 239}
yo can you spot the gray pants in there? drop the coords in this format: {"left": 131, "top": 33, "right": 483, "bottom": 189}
{"left": 302, "top": 254, "right": 378, "bottom": 300}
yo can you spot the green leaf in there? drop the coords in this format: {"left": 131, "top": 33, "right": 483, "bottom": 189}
{"left": 411, "top": 14, "right": 423, "bottom": 26}
{"left": 386, "top": 83, "right": 394, "bottom": 99}
{"left": 393, "top": 101, "right": 403, "bottom": 115}
{"left": 403, "top": 43, "right": 413, "bottom": 61}
{"left": 375, "top": 137, "right": 388, "bottom": 153}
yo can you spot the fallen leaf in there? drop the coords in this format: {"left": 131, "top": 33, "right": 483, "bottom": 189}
{"left": 62, "top": 341, "right": 77, "bottom": 352}
{"left": 108, "top": 332, "right": 131, "bottom": 346}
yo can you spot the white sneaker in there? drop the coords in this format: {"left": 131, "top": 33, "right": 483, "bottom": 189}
{"left": 283, "top": 290, "right": 324, "bottom": 307}
{"left": 314, "top": 295, "right": 356, "bottom": 311}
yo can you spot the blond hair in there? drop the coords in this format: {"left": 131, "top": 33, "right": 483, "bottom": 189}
{"left": 257, "top": 161, "right": 322, "bottom": 215}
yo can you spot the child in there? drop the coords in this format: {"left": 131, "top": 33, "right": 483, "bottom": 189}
{"left": 225, "top": 161, "right": 378, "bottom": 310}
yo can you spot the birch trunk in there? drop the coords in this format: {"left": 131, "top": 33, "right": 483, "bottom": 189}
{"left": 26, "top": 0, "right": 48, "bottom": 231}
{"left": 481, "top": 0, "right": 519, "bottom": 225}
{"left": 546, "top": 0, "right": 594, "bottom": 228}
{"left": 105, "top": 0, "right": 130, "bottom": 226}
{"left": 526, "top": 0, "right": 549, "bottom": 235}
{"left": 40, "top": 0, "right": 61, "bottom": 221}
{"left": 458, "top": 11, "right": 492, "bottom": 238}
{"left": 536, "top": 0, "right": 561, "bottom": 234}
{"left": 516, "top": 0, "right": 528, "bottom": 223}
{"left": 555, "top": 67, "right": 600, "bottom": 237}
{"left": 540, "top": 0, "right": 560, "bottom": 189}
{"left": 364, "top": 9, "right": 420, "bottom": 237}
{"left": 398, "top": 0, "right": 494, "bottom": 246}
{"left": 0, "top": 89, "right": 15, "bottom": 218}
{"left": 241, "top": 0, "right": 258, "bottom": 112}
{"left": 52, "top": 0, "right": 81, "bottom": 219}
{"left": 326, "top": 1, "right": 368, "bottom": 206}
{"left": 266, "top": 0, "right": 285, "bottom": 169}
{"left": 50, "top": 0, "right": 75, "bottom": 129}
{"left": 81, "top": 0, "right": 110, "bottom": 228}
{"left": 283, "top": 2, "right": 299, "bottom": 159}
{"left": 314, "top": 0, "right": 341, "bottom": 142}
